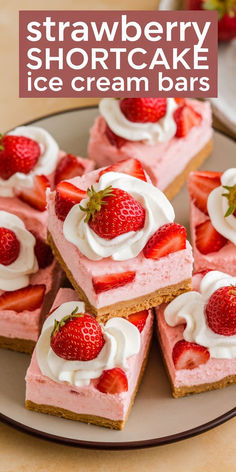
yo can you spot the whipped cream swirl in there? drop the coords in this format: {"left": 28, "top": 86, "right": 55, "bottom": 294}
{"left": 63, "top": 172, "right": 175, "bottom": 261}
{"left": 208, "top": 168, "right": 236, "bottom": 245}
{"left": 0, "top": 211, "right": 38, "bottom": 291}
{"left": 99, "top": 98, "right": 177, "bottom": 145}
{"left": 0, "top": 126, "right": 59, "bottom": 197}
{"left": 36, "top": 301, "right": 141, "bottom": 387}
{"left": 165, "top": 271, "right": 236, "bottom": 359}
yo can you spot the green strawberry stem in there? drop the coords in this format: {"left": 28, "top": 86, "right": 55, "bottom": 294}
{"left": 51, "top": 306, "right": 84, "bottom": 339}
{"left": 80, "top": 185, "right": 115, "bottom": 223}
{"left": 0, "top": 134, "right": 4, "bottom": 151}
{"left": 222, "top": 184, "right": 236, "bottom": 217}
{"left": 202, "top": 0, "right": 236, "bottom": 19}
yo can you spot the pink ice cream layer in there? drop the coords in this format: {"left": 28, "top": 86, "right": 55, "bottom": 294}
{"left": 25, "top": 288, "right": 154, "bottom": 422}
{"left": 189, "top": 196, "right": 236, "bottom": 276}
{"left": 47, "top": 169, "right": 193, "bottom": 310}
{"left": 0, "top": 260, "right": 62, "bottom": 342}
{"left": 155, "top": 274, "right": 236, "bottom": 388}
{"left": 88, "top": 99, "right": 212, "bottom": 189}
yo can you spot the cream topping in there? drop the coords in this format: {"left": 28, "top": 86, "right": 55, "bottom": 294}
{"left": 99, "top": 98, "right": 177, "bottom": 145}
{"left": 36, "top": 301, "right": 141, "bottom": 387}
{"left": 0, "top": 211, "right": 38, "bottom": 291}
{"left": 164, "top": 271, "right": 236, "bottom": 359}
{"left": 63, "top": 172, "right": 175, "bottom": 261}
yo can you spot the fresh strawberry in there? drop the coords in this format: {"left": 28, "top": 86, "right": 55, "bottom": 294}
{"left": 55, "top": 181, "right": 87, "bottom": 221}
{"left": 0, "top": 284, "right": 46, "bottom": 312}
{"left": 50, "top": 308, "right": 105, "bottom": 361}
{"left": 54, "top": 154, "right": 85, "bottom": 185}
{"left": 128, "top": 310, "right": 148, "bottom": 332}
{"left": 195, "top": 219, "right": 227, "bottom": 254}
{"left": 172, "top": 339, "right": 210, "bottom": 370}
{"left": 218, "top": 12, "right": 236, "bottom": 41}
{"left": 0, "top": 135, "right": 40, "bottom": 180}
{"left": 0, "top": 228, "right": 20, "bottom": 266}
{"left": 188, "top": 171, "right": 222, "bottom": 215}
{"left": 205, "top": 286, "right": 236, "bottom": 336}
{"left": 174, "top": 98, "right": 186, "bottom": 106}
{"left": 31, "top": 232, "right": 53, "bottom": 268}
{"left": 105, "top": 125, "right": 127, "bottom": 149}
{"left": 82, "top": 186, "right": 145, "bottom": 240}
{"left": 174, "top": 105, "right": 202, "bottom": 138}
{"left": 92, "top": 271, "right": 135, "bottom": 294}
{"left": 120, "top": 98, "right": 167, "bottom": 123}
{"left": 143, "top": 223, "right": 186, "bottom": 259}
{"left": 98, "top": 158, "right": 147, "bottom": 182}
{"left": 18, "top": 174, "right": 50, "bottom": 212}
{"left": 96, "top": 367, "right": 128, "bottom": 394}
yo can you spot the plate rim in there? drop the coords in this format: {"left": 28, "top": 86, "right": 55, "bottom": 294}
{"left": 1, "top": 106, "right": 236, "bottom": 450}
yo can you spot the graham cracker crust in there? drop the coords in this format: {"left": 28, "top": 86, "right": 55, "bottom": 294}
{"left": 0, "top": 335, "right": 35, "bottom": 354}
{"left": 25, "top": 337, "right": 152, "bottom": 430}
{"left": 164, "top": 138, "right": 213, "bottom": 201}
{"left": 47, "top": 231, "right": 192, "bottom": 322}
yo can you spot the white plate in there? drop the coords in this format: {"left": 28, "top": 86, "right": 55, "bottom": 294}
{"left": 0, "top": 107, "right": 235, "bottom": 449}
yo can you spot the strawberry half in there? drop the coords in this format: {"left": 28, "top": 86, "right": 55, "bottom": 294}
{"left": 120, "top": 98, "right": 167, "bottom": 123}
{"left": 205, "top": 286, "right": 236, "bottom": 336}
{"left": 128, "top": 310, "right": 148, "bottom": 332}
{"left": 54, "top": 154, "right": 85, "bottom": 185}
{"left": 92, "top": 271, "right": 135, "bottom": 294}
{"left": 188, "top": 171, "right": 222, "bottom": 215}
{"left": 0, "top": 284, "right": 46, "bottom": 312}
{"left": 105, "top": 125, "right": 127, "bottom": 149}
{"left": 172, "top": 340, "right": 210, "bottom": 370}
{"left": 195, "top": 219, "right": 227, "bottom": 255}
{"left": 55, "top": 181, "right": 87, "bottom": 221}
{"left": 143, "top": 223, "right": 187, "bottom": 260}
{"left": 0, "top": 227, "right": 20, "bottom": 266}
{"left": 0, "top": 135, "right": 40, "bottom": 180}
{"left": 31, "top": 232, "right": 53, "bottom": 268}
{"left": 18, "top": 175, "right": 50, "bottom": 212}
{"left": 174, "top": 105, "right": 202, "bottom": 138}
{"left": 96, "top": 367, "right": 128, "bottom": 394}
{"left": 98, "top": 158, "right": 147, "bottom": 182}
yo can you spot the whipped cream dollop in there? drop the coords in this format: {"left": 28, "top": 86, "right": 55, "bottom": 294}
{"left": 36, "top": 301, "right": 141, "bottom": 387}
{"left": 0, "top": 211, "right": 38, "bottom": 291}
{"left": 99, "top": 98, "right": 177, "bottom": 145}
{"left": 208, "top": 168, "right": 236, "bottom": 245}
{"left": 63, "top": 171, "right": 175, "bottom": 261}
{"left": 0, "top": 126, "right": 59, "bottom": 197}
{"left": 165, "top": 271, "right": 236, "bottom": 359}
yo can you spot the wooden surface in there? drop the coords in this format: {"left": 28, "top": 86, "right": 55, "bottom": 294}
{"left": 0, "top": 1, "right": 235, "bottom": 471}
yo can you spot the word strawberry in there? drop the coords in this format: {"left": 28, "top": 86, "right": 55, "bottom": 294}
{"left": 55, "top": 181, "right": 87, "bottom": 221}
{"left": 98, "top": 158, "right": 147, "bottom": 182}
{"left": 31, "top": 232, "right": 53, "bottom": 268}
{"left": 50, "top": 307, "right": 105, "bottom": 361}
{"left": 18, "top": 175, "right": 50, "bottom": 212}
{"left": 128, "top": 310, "right": 148, "bottom": 332}
{"left": 105, "top": 125, "right": 127, "bottom": 149}
{"left": 0, "top": 284, "right": 46, "bottom": 312}
{"left": 54, "top": 154, "right": 85, "bottom": 185}
{"left": 80, "top": 186, "right": 145, "bottom": 240}
{"left": 0, "top": 135, "right": 40, "bottom": 180}
{"left": 92, "top": 271, "right": 135, "bottom": 294}
{"left": 188, "top": 171, "right": 222, "bottom": 215}
{"left": 0, "top": 227, "right": 20, "bottom": 266}
{"left": 172, "top": 340, "right": 210, "bottom": 370}
{"left": 174, "top": 105, "right": 202, "bottom": 137}
{"left": 195, "top": 219, "right": 227, "bottom": 255}
{"left": 143, "top": 223, "right": 186, "bottom": 259}
{"left": 205, "top": 286, "right": 236, "bottom": 336}
{"left": 120, "top": 98, "right": 167, "bottom": 123}
{"left": 96, "top": 367, "right": 128, "bottom": 394}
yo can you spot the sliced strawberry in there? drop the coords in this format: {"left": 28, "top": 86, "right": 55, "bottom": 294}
{"left": 96, "top": 367, "right": 128, "bottom": 394}
{"left": 55, "top": 181, "right": 87, "bottom": 221}
{"left": 18, "top": 175, "right": 50, "bottom": 212}
{"left": 92, "top": 271, "right": 135, "bottom": 294}
{"left": 172, "top": 340, "right": 210, "bottom": 370}
{"left": 31, "top": 232, "right": 53, "bottom": 268}
{"left": 174, "top": 105, "right": 202, "bottom": 138}
{"left": 143, "top": 223, "right": 186, "bottom": 260}
{"left": 54, "top": 154, "right": 85, "bottom": 185}
{"left": 195, "top": 219, "right": 227, "bottom": 255}
{"left": 105, "top": 125, "right": 127, "bottom": 149}
{"left": 174, "top": 98, "right": 186, "bottom": 106}
{"left": 0, "top": 284, "right": 46, "bottom": 312}
{"left": 128, "top": 310, "right": 148, "bottom": 332}
{"left": 188, "top": 171, "right": 222, "bottom": 215}
{"left": 98, "top": 158, "right": 147, "bottom": 182}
